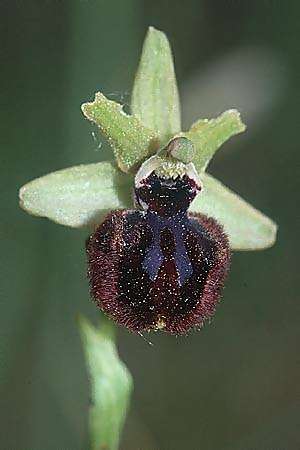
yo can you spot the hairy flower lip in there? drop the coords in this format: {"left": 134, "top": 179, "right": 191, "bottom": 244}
{"left": 86, "top": 207, "right": 231, "bottom": 335}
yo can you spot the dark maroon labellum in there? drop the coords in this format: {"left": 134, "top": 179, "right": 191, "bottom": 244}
{"left": 86, "top": 167, "right": 230, "bottom": 335}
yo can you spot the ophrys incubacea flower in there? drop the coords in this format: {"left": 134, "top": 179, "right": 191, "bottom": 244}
{"left": 19, "top": 27, "right": 277, "bottom": 334}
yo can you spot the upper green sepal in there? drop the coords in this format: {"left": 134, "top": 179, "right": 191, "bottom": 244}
{"left": 78, "top": 315, "right": 133, "bottom": 450}
{"left": 131, "top": 26, "right": 181, "bottom": 146}
{"left": 19, "top": 161, "right": 132, "bottom": 228}
{"left": 82, "top": 92, "right": 159, "bottom": 173}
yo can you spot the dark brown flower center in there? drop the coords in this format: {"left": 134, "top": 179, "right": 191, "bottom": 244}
{"left": 135, "top": 172, "right": 199, "bottom": 217}
{"left": 135, "top": 172, "right": 201, "bottom": 285}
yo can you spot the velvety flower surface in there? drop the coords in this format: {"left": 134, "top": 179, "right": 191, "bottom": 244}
{"left": 87, "top": 210, "right": 230, "bottom": 334}
{"left": 86, "top": 212, "right": 230, "bottom": 334}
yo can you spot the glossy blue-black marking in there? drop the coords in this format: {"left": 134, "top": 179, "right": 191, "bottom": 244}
{"left": 135, "top": 173, "right": 200, "bottom": 286}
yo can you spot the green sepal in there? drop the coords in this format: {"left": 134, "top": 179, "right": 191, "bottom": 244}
{"left": 190, "top": 172, "right": 277, "bottom": 250}
{"left": 131, "top": 26, "right": 181, "bottom": 146}
{"left": 19, "top": 161, "right": 133, "bottom": 228}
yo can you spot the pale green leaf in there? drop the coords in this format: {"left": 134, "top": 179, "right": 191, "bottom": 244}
{"left": 79, "top": 316, "right": 133, "bottom": 450}
{"left": 182, "top": 109, "right": 246, "bottom": 172}
{"left": 131, "top": 26, "right": 181, "bottom": 145}
{"left": 190, "top": 173, "right": 277, "bottom": 250}
{"left": 82, "top": 92, "right": 159, "bottom": 173}
{"left": 19, "top": 161, "right": 133, "bottom": 228}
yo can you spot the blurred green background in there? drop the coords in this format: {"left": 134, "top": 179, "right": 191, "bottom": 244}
{"left": 1, "top": 1, "right": 299, "bottom": 449}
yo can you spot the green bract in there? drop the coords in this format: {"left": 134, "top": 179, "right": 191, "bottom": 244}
{"left": 79, "top": 316, "right": 132, "bottom": 450}
{"left": 19, "top": 26, "right": 277, "bottom": 251}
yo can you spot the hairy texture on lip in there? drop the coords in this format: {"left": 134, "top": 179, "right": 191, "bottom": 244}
{"left": 86, "top": 209, "right": 230, "bottom": 335}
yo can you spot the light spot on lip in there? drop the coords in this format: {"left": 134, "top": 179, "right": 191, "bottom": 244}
{"left": 155, "top": 317, "right": 166, "bottom": 330}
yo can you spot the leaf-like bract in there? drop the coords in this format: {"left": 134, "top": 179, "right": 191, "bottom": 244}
{"left": 79, "top": 316, "right": 133, "bottom": 450}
